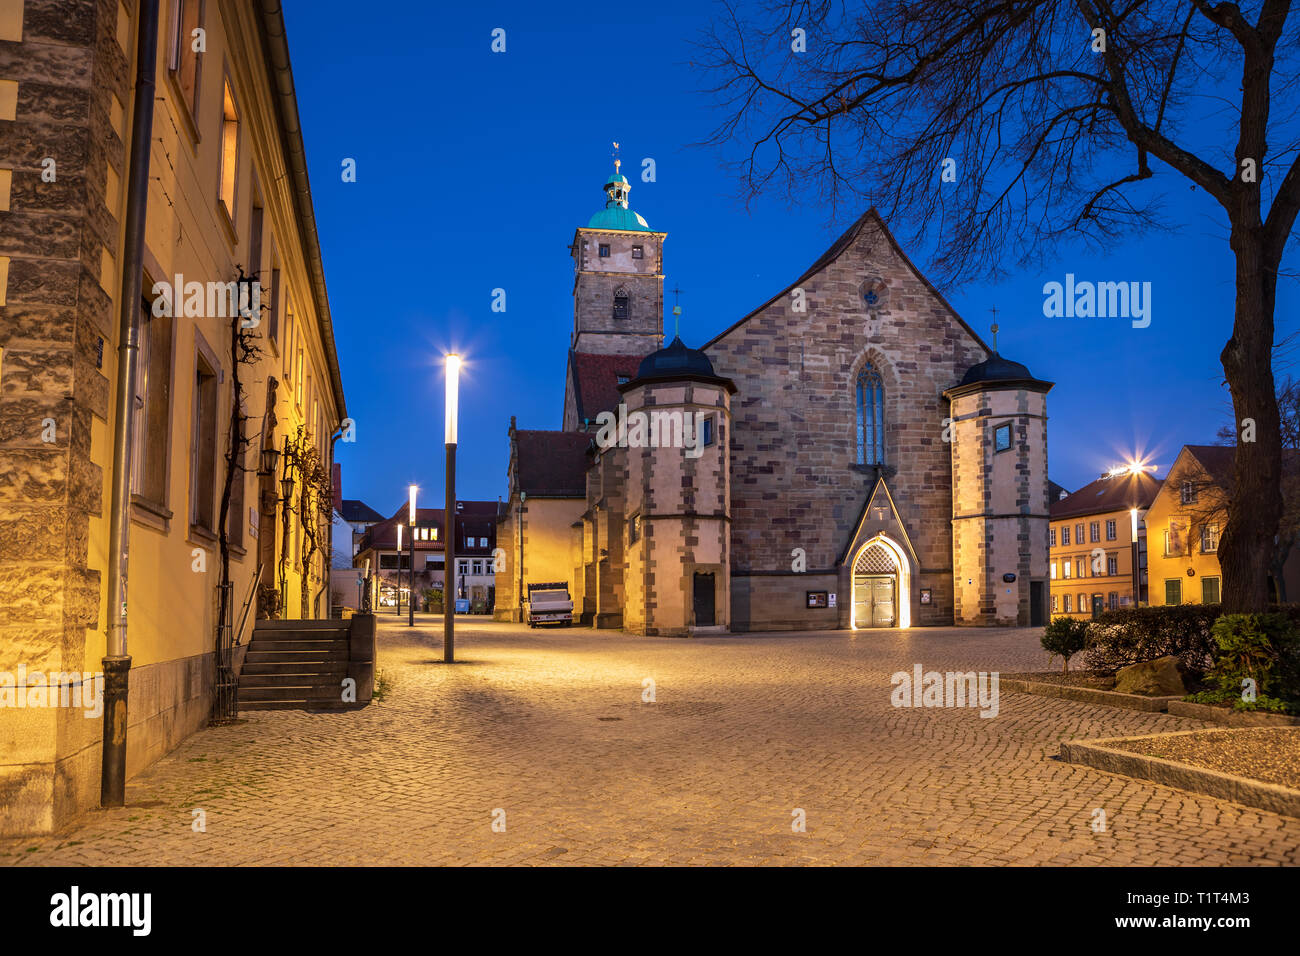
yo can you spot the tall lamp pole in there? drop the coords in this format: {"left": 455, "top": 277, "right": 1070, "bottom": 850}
{"left": 1130, "top": 507, "right": 1140, "bottom": 608}
{"left": 445, "top": 354, "right": 461, "bottom": 662}
{"left": 395, "top": 523, "right": 403, "bottom": 616}
{"left": 409, "top": 484, "right": 418, "bottom": 626}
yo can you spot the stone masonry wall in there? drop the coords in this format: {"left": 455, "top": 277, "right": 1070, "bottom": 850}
{"left": 0, "top": 0, "right": 124, "bottom": 833}
{"left": 704, "top": 213, "right": 987, "bottom": 629}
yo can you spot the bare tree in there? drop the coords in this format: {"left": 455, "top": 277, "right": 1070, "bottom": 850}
{"left": 700, "top": 0, "right": 1300, "bottom": 612}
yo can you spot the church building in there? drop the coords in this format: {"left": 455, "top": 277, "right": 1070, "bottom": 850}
{"left": 495, "top": 160, "right": 1054, "bottom": 635}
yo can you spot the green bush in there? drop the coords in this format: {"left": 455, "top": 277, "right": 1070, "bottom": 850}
{"left": 422, "top": 588, "right": 444, "bottom": 613}
{"left": 1207, "top": 613, "right": 1300, "bottom": 703}
{"left": 1081, "top": 605, "right": 1221, "bottom": 676}
{"left": 1183, "top": 688, "right": 1296, "bottom": 714}
{"left": 1041, "top": 616, "right": 1089, "bottom": 674}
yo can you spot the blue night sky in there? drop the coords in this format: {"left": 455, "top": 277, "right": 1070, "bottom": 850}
{"left": 283, "top": 0, "right": 1297, "bottom": 518}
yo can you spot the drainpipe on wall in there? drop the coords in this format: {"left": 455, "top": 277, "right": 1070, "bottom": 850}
{"left": 102, "top": 0, "right": 161, "bottom": 809}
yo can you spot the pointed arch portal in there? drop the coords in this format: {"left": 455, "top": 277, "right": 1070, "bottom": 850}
{"left": 851, "top": 534, "right": 911, "bottom": 629}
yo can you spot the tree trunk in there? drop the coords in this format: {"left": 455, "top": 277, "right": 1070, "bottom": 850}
{"left": 1219, "top": 227, "right": 1283, "bottom": 613}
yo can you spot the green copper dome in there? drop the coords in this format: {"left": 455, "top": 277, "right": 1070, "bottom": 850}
{"left": 587, "top": 164, "right": 651, "bottom": 232}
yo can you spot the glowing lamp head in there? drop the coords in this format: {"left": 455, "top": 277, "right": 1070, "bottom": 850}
{"left": 396, "top": 523, "right": 403, "bottom": 550}
{"left": 445, "top": 353, "right": 462, "bottom": 445}
{"left": 408, "top": 485, "right": 418, "bottom": 526}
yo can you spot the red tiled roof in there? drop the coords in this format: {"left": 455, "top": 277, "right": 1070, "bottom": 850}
{"left": 1050, "top": 471, "right": 1163, "bottom": 520}
{"left": 569, "top": 351, "right": 645, "bottom": 425}
{"left": 515, "top": 429, "right": 591, "bottom": 497}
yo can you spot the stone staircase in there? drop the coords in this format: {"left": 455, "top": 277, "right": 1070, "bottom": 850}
{"left": 238, "top": 619, "right": 357, "bottom": 711}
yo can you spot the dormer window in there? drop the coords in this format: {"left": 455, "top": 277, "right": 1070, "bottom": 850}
{"left": 613, "top": 290, "right": 629, "bottom": 320}
{"left": 616, "top": 374, "right": 630, "bottom": 384}
{"left": 599, "top": 244, "right": 610, "bottom": 258}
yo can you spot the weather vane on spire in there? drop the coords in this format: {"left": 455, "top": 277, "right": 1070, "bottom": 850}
{"left": 989, "top": 304, "right": 1000, "bottom": 352}
{"left": 612, "top": 141, "right": 621, "bottom": 173}
{"left": 671, "top": 286, "right": 683, "bottom": 338}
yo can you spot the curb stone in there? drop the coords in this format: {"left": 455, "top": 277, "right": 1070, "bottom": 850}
{"left": 1001, "top": 677, "right": 1181, "bottom": 712}
{"left": 1060, "top": 728, "right": 1300, "bottom": 819}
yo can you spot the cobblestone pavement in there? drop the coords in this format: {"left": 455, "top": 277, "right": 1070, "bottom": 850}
{"left": 5, "top": 619, "right": 1299, "bottom": 865}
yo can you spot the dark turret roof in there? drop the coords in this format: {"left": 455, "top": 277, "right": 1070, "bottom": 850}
{"left": 622, "top": 336, "right": 737, "bottom": 393}
{"left": 636, "top": 336, "right": 716, "bottom": 379}
{"left": 958, "top": 352, "right": 1035, "bottom": 387}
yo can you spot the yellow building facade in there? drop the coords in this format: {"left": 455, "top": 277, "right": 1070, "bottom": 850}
{"left": 1147, "top": 446, "right": 1234, "bottom": 607}
{"left": 0, "top": 0, "right": 344, "bottom": 834}
{"left": 1048, "top": 471, "right": 1160, "bottom": 618}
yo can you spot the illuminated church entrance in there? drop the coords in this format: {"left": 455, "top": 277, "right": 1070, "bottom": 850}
{"left": 852, "top": 537, "right": 910, "bottom": 629}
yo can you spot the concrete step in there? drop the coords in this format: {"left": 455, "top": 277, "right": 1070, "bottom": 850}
{"left": 240, "top": 660, "right": 348, "bottom": 676}
{"left": 238, "top": 685, "right": 346, "bottom": 702}
{"left": 238, "top": 671, "right": 349, "bottom": 687}
{"left": 239, "top": 699, "right": 364, "bottom": 711}
{"left": 245, "top": 647, "right": 349, "bottom": 664}
{"left": 249, "top": 631, "right": 349, "bottom": 644}
{"left": 254, "top": 619, "right": 353, "bottom": 631}
{"left": 245, "top": 637, "right": 349, "bottom": 651}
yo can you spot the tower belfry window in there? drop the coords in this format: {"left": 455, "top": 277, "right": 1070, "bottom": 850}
{"left": 613, "top": 290, "right": 630, "bottom": 320}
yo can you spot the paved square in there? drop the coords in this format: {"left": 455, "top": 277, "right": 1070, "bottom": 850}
{"left": 4, "top": 620, "right": 1298, "bottom": 865}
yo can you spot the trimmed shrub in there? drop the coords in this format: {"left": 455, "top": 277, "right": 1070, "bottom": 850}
{"left": 1081, "top": 605, "right": 1221, "bottom": 676}
{"left": 1041, "top": 616, "right": 1088, "bottom": 674}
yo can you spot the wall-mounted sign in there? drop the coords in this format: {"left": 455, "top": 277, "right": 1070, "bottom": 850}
{"left": 1187, "top": 568, "right": 1195, "bottom": 577}
{"left": 919, "top": 588, "right": 932, "bottom": 605}
{"left": 828, "top": 592, "right": 837, "bottom": 608}
{"left": 1002, "top": 573, "right": 1017, "bottom": 583}
{"left": 806, "top": 591, "right": 829, "bottom": 609}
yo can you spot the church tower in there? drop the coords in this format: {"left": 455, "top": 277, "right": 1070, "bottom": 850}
{"left": 945, "top": 349, "right": 1054, "bottom": 626}
{"left": 568, "top": 158, "right": 666, "bottom": 356}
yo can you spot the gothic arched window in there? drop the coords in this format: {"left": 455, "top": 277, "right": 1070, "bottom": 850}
{"left": 856, "top": 364, "right": 884, "bottom": 465}
{"left": 613, "top": 289, "right": 629, "bottom": 320}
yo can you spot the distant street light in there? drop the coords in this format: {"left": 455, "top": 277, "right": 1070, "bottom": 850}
{"left": 409, "top": 484, "right": 418, "bottom": 627}
{"left": 395, "top": 523, "right": 403, "bottom": 616}
{"left": 444, "top": 353, "right": 461, "bottom": 663}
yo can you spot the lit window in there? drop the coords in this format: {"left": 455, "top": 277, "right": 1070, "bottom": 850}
{"left": 1050, "top": 562, "right": 1057, "bottom": 580}
{"left": 218, "top": 78, "right": 239, "bottom": 218}
{"left": 994, "top": 422, "right": 1012, "bottom": 452}
{"left": 1200, "top": 523, "right": 1219, "bottom": 553}
{"left": 855, "top": 364, "right": 884, "bottom": 466}
{"left": 1063, "top": 561, "right": 1072, "bottom": 579}
{"left": 629, "top": 514, "right": 641, "bottom": 544}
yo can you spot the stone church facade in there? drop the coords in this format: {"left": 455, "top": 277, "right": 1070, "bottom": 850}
{"left": 495, "top": 162, "right": 1053, "bottom": 635}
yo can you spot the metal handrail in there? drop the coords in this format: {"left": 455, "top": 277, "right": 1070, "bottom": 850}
{"left": 234, "top": 561, "right": 264, "bottom": 646}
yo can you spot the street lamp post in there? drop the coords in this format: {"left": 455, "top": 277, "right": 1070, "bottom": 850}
{"left": 395, "top": 523, "right": 403, "bottom": 616}
{"left": 1130, "top": 507, "right": 1140, "bottom": 608}
{"left": 445, "top": 354, "right": 461, "bottom": 662}
{"left": 409, "top": 484, "right": 417, "bottom": 626}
